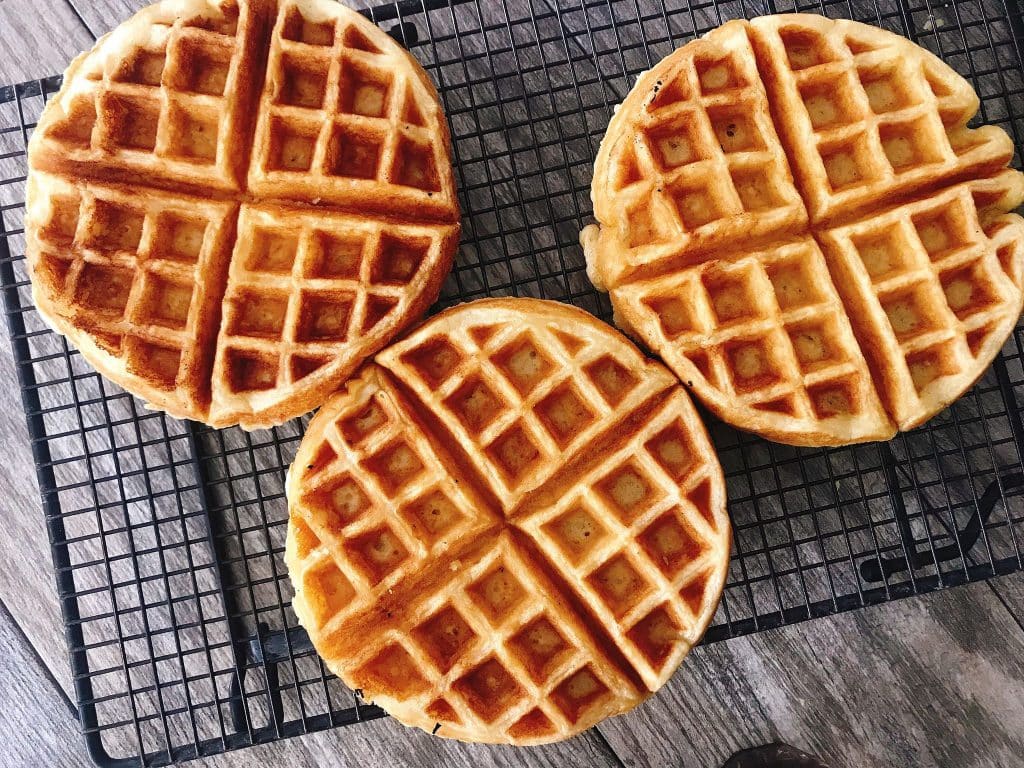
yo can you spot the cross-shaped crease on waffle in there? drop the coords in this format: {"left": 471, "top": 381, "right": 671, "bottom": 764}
{"left": 26, "top": 0, "right": 459, "bottom": 429}
{"left": 590, "top": 15, "right": 1024, "bottom": 445}
{"left": 286, "top": 302, "right": 730, "bottom": 743}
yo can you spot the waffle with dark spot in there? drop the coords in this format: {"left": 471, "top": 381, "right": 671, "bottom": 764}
{"left": 585, "top": 15, "right": 1024, "bottom": 446}
{"left": 26, "top": 0, "right": 458, "bottom": 428}
{"left": 286, "top": 299, "right": 731, "bottom": 744}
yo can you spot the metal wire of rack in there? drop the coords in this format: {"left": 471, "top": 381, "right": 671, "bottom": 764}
{"left": 1, "top": 0, "right": 1024, "bottom": 765}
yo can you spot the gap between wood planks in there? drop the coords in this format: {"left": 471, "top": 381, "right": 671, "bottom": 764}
{"left": 0, "top": 595, "right": 77, "bottom": 718}
{"left": 61, "top": 0, "right": 95, "bottom": 40}
{"left": 990, "top": 577, "right": 1024, "bottom": 635}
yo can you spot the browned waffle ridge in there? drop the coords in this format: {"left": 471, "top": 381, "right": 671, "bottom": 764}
{"left": 286, "top": 298, "right": 732, "bottom": 744}
{"left": 585, "top": 14, "right": 1024, "bottom": 446}
{"left": 25, "top": 0, "right": 459, "bottom": 429}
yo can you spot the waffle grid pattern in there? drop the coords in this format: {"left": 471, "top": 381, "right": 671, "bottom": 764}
{"left": 29, "top": 176, "right": 237, "bottom": 411}
{"left": 319, "top": 534, "right": 637, "bottom": 741}
{"left": 517, "top": 387, "right": 727, "bottom": 690}
{"left": 249, "top": 6, "right": 455, "bottom": 216}
{"left": 212, "top": 205, "right": 451, "bottom": 419}
{"left": 4, "top": 0, "right": 1024, "bottom": 764}
{"left": 600, "top": 21, "right": 806, "bottom": 270}
{"left": 821, "top": 179, "right": 1024, "bottom": 426}
{"left": 38, "top": 7, "right": 249, "bottom": 190}
{"left": 27, "top": 0, "right": 459, "bottom": 428}
{"left": 288, "top": 302, "right": 730, "bottom": 743}
{"left": 378, "top": 313, "right": 669, "bottom": 504}
{"left": 616, "top": 238, "right": 891, "bottom": 442}
{"left": 289, "top": 367, "right": 498, "bottom": 634}
{"left": 592, "top": 15, "right": 1024, "bottom": 445}
{"left": 753, "top": 14, "right": 1012, "bottom": 221}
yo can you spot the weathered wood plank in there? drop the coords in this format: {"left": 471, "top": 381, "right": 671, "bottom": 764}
{"left": 989, "top": 574, "right": 1024, "bottom": 630}
{"left": 248, "top": 717, "right": 622, "bottom": 768}
{"left": 97, "top": 711, "right": 623, "bottom": 768}
{"left": 4, "top": 3, "right": 1024, "bottom": 768}
{"left": 64, "top": 0, "right": 168, "bottom": 37}
{"left": 0, "top": 1, "right": 92, "bottom": 697}
{"left": 0, "top": 1, "right": 94, "bottom": 84}
{"left": 597, "top": 581, "right": 1024, "bottom": 768}
{"left": 0, "top": 339, "right": 78, "bottom": 698}
{"left": 0, "top": 600, "right": 93, "bottom": 768}
{"left": 0, "top": 598, "right": 621, "bottom": 768}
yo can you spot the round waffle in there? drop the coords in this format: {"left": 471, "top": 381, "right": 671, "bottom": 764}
{"left": 585, "top": 14, "right": 1024, "bottom": 446}
{"left": 285, "top": 298, "right": 731, "bottom": 744}
{"left": 25, "top": 0, "right": 459, "bottom": 429}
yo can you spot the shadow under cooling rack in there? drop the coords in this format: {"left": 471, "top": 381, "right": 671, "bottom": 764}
{"left": 1, "top": 0, "right": 1024, "bottom": 765}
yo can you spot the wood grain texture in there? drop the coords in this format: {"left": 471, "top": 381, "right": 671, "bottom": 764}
{"left": 63, "top": 0, "right": 150, "bottom": 38}
{"left": 85, "top": 709, "right": 623, "bottom": 768}
{"left": 0, "top": 321, "right": 77, "bottom": 699}
{"left": 0, "top": 599, "right": 93, "bottom": 768}
{"left": 990, "top": 575, "right": 1024, "bottom": 630}
{"left": 2, "top": 3, "right": 1024, "bottom": 768}
{"left": 0, "top": 1, "right": 94, "bottom": 84}
{"left": 226, "top": 717, "right": 623, "bottom": 768}
{"left": 597, "top": 580, "right": 1024, "bottom": 768}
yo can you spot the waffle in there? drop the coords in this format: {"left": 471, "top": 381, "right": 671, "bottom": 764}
{"left": 609, "top": 236, "right": 894, "bottom": 444}
{"left": 26, "top": 0, "right": 459, "bottom": 429}
{"left": 587, "top": 19, "right": 806, "bottom": 289}
{"left": 27, "top": 173, "right": 237, "bottom": 420}
{"left": 818, "top": 173, "right": 1024, "bottom": 429}
{"left": 586, "top": 14, "right": 1024, "bottom": 446}
{"left": 286, "top": 298, "right": 731, "bottom": 744}
{"left": 749, "top": 14, "right": 1014, "bottom": 224}
{"left": 248, "top": 0, "right": 456, "bottom": 219}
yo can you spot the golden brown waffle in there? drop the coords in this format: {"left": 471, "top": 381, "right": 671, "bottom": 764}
{"left": 286, "top": 299, "right": 731, "bottom": 744}
{"left": 249, "top": 0, "right": 456, "bottom": 219}
{"left": 28, "top": 0, "right": 266, "bottom": 193}
{"left": 375, "top": 298, "right": 683, "bottom": 507}
{"left": 588, "top": 19, "right": 806, "bottom": 289}
{"left": 27, "top": 173, "right": 237, "bottom": 420}
{"left": 26, "top": 0, "right": 459, "bottom": 429}
{"left": 749, "top": 14, "right": 1014, "bottom": 224}
{"left": 610, "top": 236, "right": 894, "bottom": 444}
{"left": 209, "top": 204, "right": 455, "bottom": 426}
{"left": 818, "top": 173, "right": 1024, "bottom": 429}
{"left": 586, "top": 14, "right": 1024, "bottom": 446}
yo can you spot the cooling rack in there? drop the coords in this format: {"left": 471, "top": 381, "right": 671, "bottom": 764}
{"left": 1, "top": 0, "right": 1024, "bottom": 765}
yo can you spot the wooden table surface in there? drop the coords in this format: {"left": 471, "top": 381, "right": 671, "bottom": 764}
{"left": 2, "top": 1, "right": 1024, "bottom": 767}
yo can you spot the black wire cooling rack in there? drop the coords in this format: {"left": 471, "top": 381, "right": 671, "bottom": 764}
{"left": 2, "top": 0, "right": 1024, "bottom": 765}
